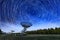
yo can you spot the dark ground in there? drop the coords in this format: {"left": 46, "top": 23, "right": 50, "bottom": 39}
{"left": 0, "top": 34, "right": 60, "bottom": 40}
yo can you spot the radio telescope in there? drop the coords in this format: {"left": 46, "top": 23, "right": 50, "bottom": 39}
{"left": 20, "top": 22, "right": 32, "bottom": 35}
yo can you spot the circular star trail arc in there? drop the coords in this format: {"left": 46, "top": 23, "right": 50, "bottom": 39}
{"left": 0, "top": 0, "right": 60, "bottom": 32}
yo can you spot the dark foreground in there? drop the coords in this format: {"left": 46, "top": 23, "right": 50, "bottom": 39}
{"left": 0, "top": 34, "right": 60, "bottom": 40}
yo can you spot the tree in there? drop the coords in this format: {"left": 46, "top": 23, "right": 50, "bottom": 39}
{"left": 0, "top": 29, "right": 3, "bottom": 34}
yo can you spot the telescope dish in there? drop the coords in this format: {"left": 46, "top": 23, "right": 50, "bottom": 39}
{"left": 21, "top": 22, "right": 32, "bottom": 28}
{"left": 20, "top": 22, "right": 32, "bottom": 35}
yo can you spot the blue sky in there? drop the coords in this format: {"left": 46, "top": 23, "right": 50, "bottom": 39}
{"left": 0, "top": 0, "right": 60, "bottom": 33}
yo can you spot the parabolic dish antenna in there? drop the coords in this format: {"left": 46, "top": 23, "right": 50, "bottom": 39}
{"left": 21, "top": 22, "right": 32, "bottom": 28}
{"left": 20, "top": 22, "right": 32, "bottom": 35}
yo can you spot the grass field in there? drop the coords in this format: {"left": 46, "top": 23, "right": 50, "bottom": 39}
{"left": 0, "top": 34, "right": 60, "bottom": 40}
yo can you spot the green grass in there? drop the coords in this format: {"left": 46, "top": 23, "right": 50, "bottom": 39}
{"left": 0, "top": 34, "right": 60, "bottom": 40}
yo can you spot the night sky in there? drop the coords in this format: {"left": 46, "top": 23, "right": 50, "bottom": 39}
{"left": 0, "top": 0, "right": 60, "bottom": 33}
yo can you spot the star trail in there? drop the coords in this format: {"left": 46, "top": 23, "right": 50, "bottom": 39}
{"left": 0, "top": 0, "right": 60, "bottom": 33}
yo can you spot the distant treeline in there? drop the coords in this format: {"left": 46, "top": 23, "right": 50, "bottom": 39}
{"left": 0, "top": 27, "right": 60, "bottom": 34}
{"left": 26, "top": 27, "right": 60, "bottom": 34}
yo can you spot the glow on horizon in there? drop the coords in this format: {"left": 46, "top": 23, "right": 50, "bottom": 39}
{"left": 1, "top": 21, "right": 60, "bottom": 33}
